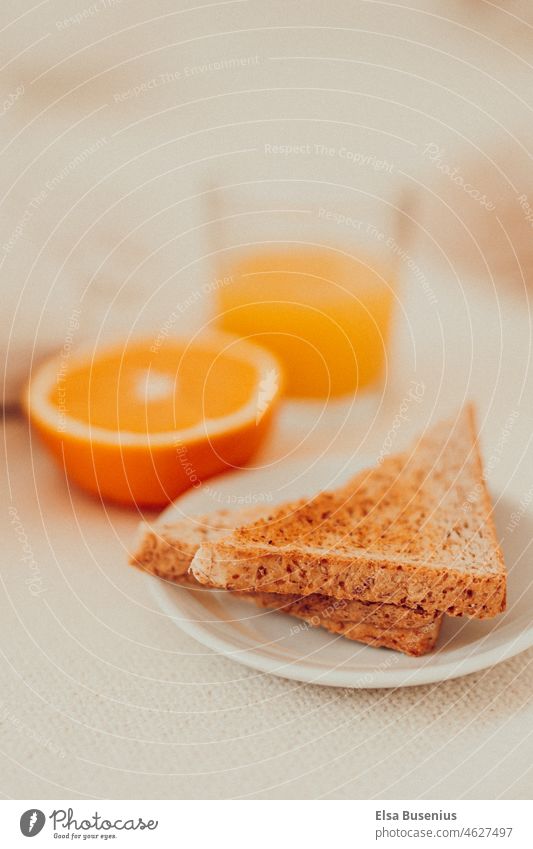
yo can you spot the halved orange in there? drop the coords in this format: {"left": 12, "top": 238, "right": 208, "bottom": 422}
{"left": 24, "top": 332, "right": 282, "bottom": 507}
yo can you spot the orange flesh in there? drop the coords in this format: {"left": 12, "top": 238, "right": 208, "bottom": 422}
{"left": 49, "top": 341, "right": 259, "bottom": 433}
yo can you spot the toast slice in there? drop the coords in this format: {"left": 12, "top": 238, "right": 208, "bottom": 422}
{"left": 236, "top": 591, "right": 442, "bottom": 655}
{"left": 191, "top": 405, "right": 506, "bottom": 618}
{"left": 165, "top": 575, "right": 442, "bottom": 656}
{"left": 131, "top": 507, "right": 439, "bottom": 629}
{"left": 318, "top": 617, "right": 441, "bottom": 655}
{"left": 131, "top": 505, "right": 266, "bottom": 583}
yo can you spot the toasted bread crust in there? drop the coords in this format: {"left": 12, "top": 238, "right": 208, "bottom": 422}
{"left": 236, "top": 593, "right": 443, "bottom": 654}
{"left": 171, "top": 575, "right": 443, "bottom": 656}
{"left": 130, "top": 505, "right": 267, "bottom": 580}
{"left": 131, "top": 525, "right": 193, "bottom": 580}
{"left": 131, "top": 511, "right": 439, "bottom": 629}
{"left": 314, "top": 617, "right": 441, "bottom": 655}
{"left": 192, "top": 541, "right": 505, "bottom": 618}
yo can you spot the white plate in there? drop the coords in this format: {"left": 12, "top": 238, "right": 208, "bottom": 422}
{"left": 148, "top": 455, "right": 533, "bottom": 688}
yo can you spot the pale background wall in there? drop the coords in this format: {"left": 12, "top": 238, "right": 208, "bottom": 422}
{"left": 2, "top": 0, "right": 533, "bottom": 402}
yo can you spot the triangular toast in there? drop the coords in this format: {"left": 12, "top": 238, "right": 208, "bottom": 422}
{"left": 131, "top": 506, "right": 439, "bottom": 628}
{"left": 130, "top": 506, "right": 442, "bottom": 655}
{"left": 191, "top": 405, "right": 506, "bottom": 618}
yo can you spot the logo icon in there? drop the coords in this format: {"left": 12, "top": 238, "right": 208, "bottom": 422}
{"left": 20, "top": 810, "right": 45, "bottom": 837}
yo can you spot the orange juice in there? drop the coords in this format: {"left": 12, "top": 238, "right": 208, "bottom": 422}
{"left": 216, "top": 247, "right": 395, "bottom": 398}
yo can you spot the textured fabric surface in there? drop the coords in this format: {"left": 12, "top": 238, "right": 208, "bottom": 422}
{"left": 2, "top": 407, "right": 533, "bottom": 800}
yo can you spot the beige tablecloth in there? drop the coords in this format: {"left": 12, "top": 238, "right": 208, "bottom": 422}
{"left": 2, "top": 282, "right": 533, "bottom": 799}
